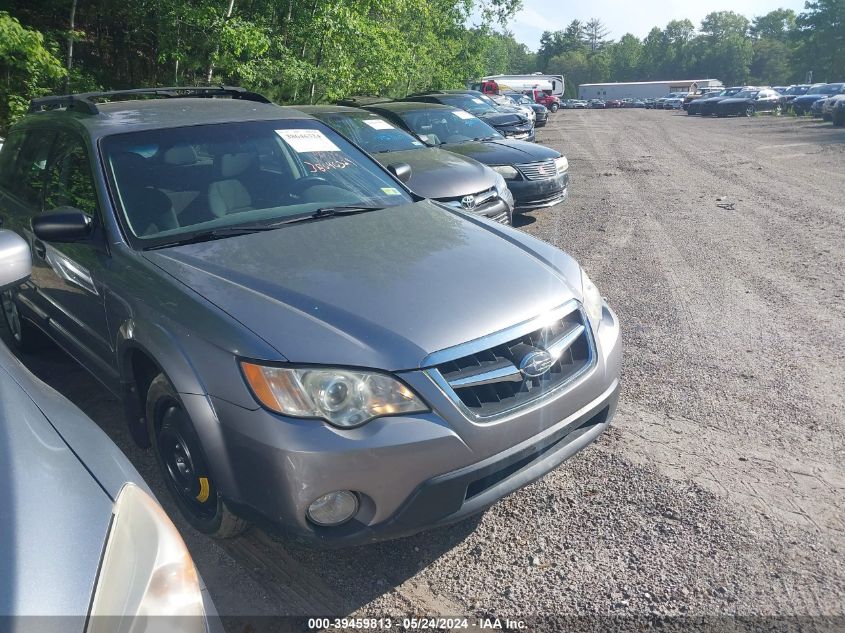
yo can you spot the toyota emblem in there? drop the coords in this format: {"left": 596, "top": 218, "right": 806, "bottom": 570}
{"left": 460, "top": 195, "right": 476, "bottom": 210}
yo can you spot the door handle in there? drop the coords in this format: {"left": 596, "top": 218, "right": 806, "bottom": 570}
{"left": 33, "top": 240, "right": 47, "bottom": 259}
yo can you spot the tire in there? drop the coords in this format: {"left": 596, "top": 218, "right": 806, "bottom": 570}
{"left": 146, "top": 373, "right": 249, "bottom": 539}
{"left": 745, "top": 104, "right": 755, "bottom": 117}
{"left": 1, "top": 290, "right": 49, "bottom": 353}
{"left": 550, "top": 103, "right": 559, "bottom": 112}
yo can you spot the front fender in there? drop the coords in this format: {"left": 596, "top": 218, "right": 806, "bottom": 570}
{"left": 115, "top": 317, "right": 260, "bottom": 500}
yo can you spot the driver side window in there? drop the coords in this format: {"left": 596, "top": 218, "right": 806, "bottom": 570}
{"left": 44, "top": 132, "right": 99, "bottom": 219}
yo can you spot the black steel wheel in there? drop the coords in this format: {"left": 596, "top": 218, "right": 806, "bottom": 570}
{"left": 146, "top": 373, "right": 248, "bottom": 538}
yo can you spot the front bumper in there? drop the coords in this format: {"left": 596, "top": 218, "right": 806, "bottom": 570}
{"left": 498, "top": 123, "right": 535, "bottom": 142}
{"left": 198, "top": 304, "right": 621, "bottom": 547}
{"left": 510, "top": 171, "right": 569, "bottom": 211}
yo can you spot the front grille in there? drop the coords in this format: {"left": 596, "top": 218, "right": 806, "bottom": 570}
{"left": 431, "top": 303, "right": 594, "bottom": 418}
{"left": 516, "top": 159, "right": 558, "bottom": 180}
{"left": 439, "top": 187, "right": 498, "bottom": 211}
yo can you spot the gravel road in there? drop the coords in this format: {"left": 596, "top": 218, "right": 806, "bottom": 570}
{"left": 3, "top": 109, "right": 843, "bottom": 631}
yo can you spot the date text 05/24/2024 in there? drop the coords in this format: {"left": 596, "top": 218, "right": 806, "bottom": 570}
{"left": 307, "top": 617, "right": 527, "bottom": 630}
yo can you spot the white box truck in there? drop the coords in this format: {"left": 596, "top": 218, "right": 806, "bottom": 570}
{"left": 472, "top": 74, "right": 565, "bottom": 97}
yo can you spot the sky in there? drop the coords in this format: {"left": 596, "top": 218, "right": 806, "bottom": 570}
{"left": 507, "top": 0, "right": 808, "bottom": 50}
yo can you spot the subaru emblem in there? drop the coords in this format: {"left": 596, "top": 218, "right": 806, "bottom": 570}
{"left": 519, "top": 349, "right": 555, "bottom": 378}
{"left": 460, "top": 195, "right": 476, "bottom": 210}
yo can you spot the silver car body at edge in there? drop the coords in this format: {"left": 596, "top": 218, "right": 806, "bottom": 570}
{"left": 0, "top": 230, "right": 218, "bottom": 631}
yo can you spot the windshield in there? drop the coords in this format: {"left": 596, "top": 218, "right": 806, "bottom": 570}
{"left": 819, "top": 84, "right": 843, "bottom": 94}
{"left": 436, "top": 94, "right": 497, "bottom": 115}
{"left": 398, "top": 108, "right": 502, "bottom": 146}
{"left": 733, "top": 90, "right": 758, "bottom": 98}
{"left": 786, "top": 86, "right": 808, "bottom": 95}
{"left": 317, "top": 112, "right": 423, "bottom": 154}
{"left": 101, "top": 120, "right": 414, "bottom": 246}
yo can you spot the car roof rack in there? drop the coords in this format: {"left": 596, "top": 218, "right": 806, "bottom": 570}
{"left": 335, "top": 95, "right": 392, "bottom": 107}
{"left": 28, "top": 85, "right": 271, "bottom": 115}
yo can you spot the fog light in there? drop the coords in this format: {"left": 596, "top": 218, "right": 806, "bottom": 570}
{"left": 307, "top": 491, "right": 359, "bottom": 526}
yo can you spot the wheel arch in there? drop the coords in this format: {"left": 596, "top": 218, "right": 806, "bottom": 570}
{"left": 116, "top": 319, "right": 208, "bottom": 447}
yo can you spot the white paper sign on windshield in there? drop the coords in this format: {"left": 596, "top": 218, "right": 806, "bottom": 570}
{"left": 452, "top": 110, "right": 474, "bottom": 120}
{"left": 363, "top": 119, "right": 395, "bottom": 130}
{"left": 275, "top": 129, "right": 340, "bottom": 153}
{"left": 472, "top": 98, "right": 484, "bottom": 104}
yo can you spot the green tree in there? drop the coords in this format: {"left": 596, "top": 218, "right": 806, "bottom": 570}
{"left": 609, "top": 34, "right": 643, "bottom": 82}
{"left": 584, "top": 18, "right": 610, "bottom": 52}
{"left": 751, "top": 8, "right": 797, "bottom": 39}
{"left": 695, "top": 11, "right": 752, "bottom": 84}
{"left": 793, "top": 0, "right": 845, "bottom": 82}
{"left": 0, "top": 11, "right": 65, "bottom": 132}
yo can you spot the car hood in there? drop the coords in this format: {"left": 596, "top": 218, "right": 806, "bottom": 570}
{"left": 478, "top": 111, "right": 526, "bottom": 127}
{"left": 371, "top": 148, "right": 496, "bottom": 199}
{"left": 701, "top": 96, "right": 731, "bottom": 103}
{"left": 144, "top": 202, "right": 580, "bottom": 371}
{"left": 438, "top": 138, "right": 559, "bottom": 165}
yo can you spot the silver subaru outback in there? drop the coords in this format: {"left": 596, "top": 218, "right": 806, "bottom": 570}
{"left": 0, "top": 87, "right": 621, "bottom": 546}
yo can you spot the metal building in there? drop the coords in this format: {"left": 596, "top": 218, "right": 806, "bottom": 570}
{"left": 578, "top": 79, "right": 723, "bottom": 100}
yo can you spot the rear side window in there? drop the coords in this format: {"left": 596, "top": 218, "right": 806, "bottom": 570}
{"left": 43, "top": 132, "right": 99, "bottom": 218}
{"left": 1, "top": 129, "right": 56, "bottom": 210}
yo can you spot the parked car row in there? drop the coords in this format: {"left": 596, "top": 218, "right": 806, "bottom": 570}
{"left": 0, "top": 82, "right": 616, "bottom": 584}
{"left": 787, "top": 83, "right": 845, "bottom": 118}
{"left": 684, "top": 83, "right": 845, "bottom": 121}
{"left": 332, "top": 89, "right": 568, "bottom": 215}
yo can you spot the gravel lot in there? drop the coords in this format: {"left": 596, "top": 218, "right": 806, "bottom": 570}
{"left": 3, "top": 109, "right": 843, "bottom": 631}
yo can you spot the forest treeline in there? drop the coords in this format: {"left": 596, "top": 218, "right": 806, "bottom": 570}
{"left": 0, "top": 0, "right": 842, "bottom": 131}
{"left": 535, "top": 3, "right": 843, "bottom": 96}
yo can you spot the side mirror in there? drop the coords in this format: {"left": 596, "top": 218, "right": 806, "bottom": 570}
{"left": 0, "top": 230, "right": 32, "bottom": 291}
{"left": 387, "top": 163, "right": 412, "bottom": 184}
{"left": 32, "top": 208, "right": 93, "bottom": 243}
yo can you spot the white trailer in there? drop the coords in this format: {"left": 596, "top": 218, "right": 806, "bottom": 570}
{"left": 480, "top": 73, "right": 565, "bottom": 97}
{"left": 578, "top": 79, "right": 723, "bottom": 100}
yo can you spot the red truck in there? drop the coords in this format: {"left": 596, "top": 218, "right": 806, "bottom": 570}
{"left": 522, "top": 88, "right": 561, "bottom": 112}
{"left": 471, "top": 77, "right": 563, "bottom": 112}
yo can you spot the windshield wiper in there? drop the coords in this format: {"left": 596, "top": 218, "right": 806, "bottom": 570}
{"left": 265, "top": 205, "right": 386, "bottom": 226}
{"left": 147, "top": 224, "right": 284, "bottom": 249}
{"left": 311, "top": 205, "right": 385, "bottom": 217}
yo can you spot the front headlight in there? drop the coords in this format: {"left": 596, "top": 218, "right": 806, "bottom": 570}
{"left": 581, "top": 269, "right": 604, "bottom": 331}
{"left": 87, "top": 484, "right": 205, "bottom": 633}
{"left": 493, "top": 173, "right": 515, "bottom": 208}
{"left": 555, "top": 156, "right": 569, "bottom": 174}
{"left": 491, "top": 164, "right": 520, "bottom": 180}
{"left": 241, "top": 362, "right": 428, "bottom": 428}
